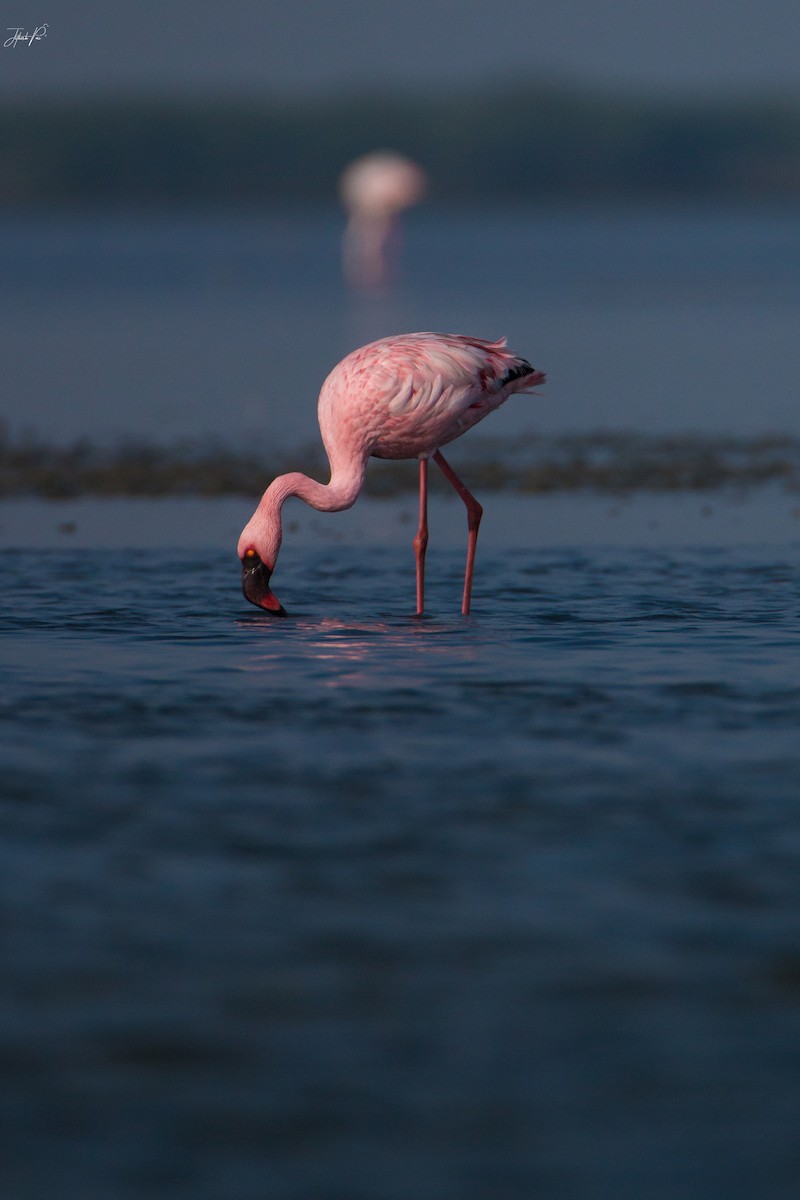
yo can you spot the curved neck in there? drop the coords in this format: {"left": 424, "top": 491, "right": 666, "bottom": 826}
{"left": 239, "top": 453, "right": 368, "bottom": 566}
{"left": 270, "top": 466, "right": 365, "bottom": 515}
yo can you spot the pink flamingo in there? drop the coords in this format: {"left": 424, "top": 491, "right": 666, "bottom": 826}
{"left": 239, "top": 332, "right": 545, "bottom": 617}
{"left": 339, "top": 152, "right": 427, "bottom": 289}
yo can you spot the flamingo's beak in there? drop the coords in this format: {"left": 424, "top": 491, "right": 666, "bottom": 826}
{"left": 241, "top": 553, "right": 287, "bottom": 616}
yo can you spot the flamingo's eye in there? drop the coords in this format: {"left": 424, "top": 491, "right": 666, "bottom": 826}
{"left": 244, "top": 548, "right": 257, "bottom": 559}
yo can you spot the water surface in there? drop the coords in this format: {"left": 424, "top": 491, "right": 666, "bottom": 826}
{"left": 3, "top": 537, "right": 800, "bottom": 1198}
{"left": 3, "top": 205, "right": 799, "bottom": 446}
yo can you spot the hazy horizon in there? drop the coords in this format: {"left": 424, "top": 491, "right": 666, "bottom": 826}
{"left": 2, "top": 0, "right": 800, "bottom": 102}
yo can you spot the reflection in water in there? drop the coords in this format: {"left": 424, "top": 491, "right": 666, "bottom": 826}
{"left": 236, "top": 614, "right": 481, "bottom": 687}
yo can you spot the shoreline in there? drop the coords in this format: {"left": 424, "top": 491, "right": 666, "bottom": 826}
{"left": 3, "top": 490, "right": 800, "bottom": 551}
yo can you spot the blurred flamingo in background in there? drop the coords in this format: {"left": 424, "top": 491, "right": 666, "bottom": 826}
{"left": 339, "top": 152, "right": 427, "bottom": 289}
{"left": 239, "top": 332, "right": 545, "bottom": 617}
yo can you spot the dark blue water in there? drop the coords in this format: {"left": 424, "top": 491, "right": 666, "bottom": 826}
{"left": 3, "top": 541, "right": 800, "bottom": 1198}
{"left": 3, "top": 205, "right": 800, "bottom": 446}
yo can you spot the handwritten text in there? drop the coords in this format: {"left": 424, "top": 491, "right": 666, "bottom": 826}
{"left": 4, "top": 25, "right": 49, "bottom": 48}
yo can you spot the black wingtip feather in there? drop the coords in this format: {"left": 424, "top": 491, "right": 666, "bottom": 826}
{"left": 501, "top": 359, "right": 536, "bottom": 385}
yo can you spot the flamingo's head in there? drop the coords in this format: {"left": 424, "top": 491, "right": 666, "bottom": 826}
{"left": 240, "top": 548, "right": 287, "bottom": 616}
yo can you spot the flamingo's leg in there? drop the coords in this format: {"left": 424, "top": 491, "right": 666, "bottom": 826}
{"left": 433, "top": 449, "right": 483, "bottom": 615}
{"left": 413, "top": 457, "right": 429, "bottom": 616}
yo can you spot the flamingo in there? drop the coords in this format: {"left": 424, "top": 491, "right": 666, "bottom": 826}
{"left": 339, "top": 151, "right": 427, "bottom": 289}
{"left": 239, "top": 332, "right": 545, "bottom": 617}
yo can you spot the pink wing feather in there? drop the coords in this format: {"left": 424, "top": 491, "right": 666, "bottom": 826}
{"left": 318, "top": 332, "right": 543, "bottom": 462}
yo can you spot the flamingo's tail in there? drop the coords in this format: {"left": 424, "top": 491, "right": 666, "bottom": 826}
{"left": 501, "top": 358, "right": 546, "bottom": 392}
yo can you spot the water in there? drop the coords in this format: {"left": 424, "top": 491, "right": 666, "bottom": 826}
{"left": 3, "top": 201, "right": 800, "bottom": 1195}
{"left": 2, "top": 204, "right": 800, "bottom": 447}
{"left": 3, "top": 532, "right": 800, "bottom": 1198}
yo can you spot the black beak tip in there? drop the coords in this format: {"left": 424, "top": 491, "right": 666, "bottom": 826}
{"left": 241, "top": 555, "right": 287, "bottom": 617}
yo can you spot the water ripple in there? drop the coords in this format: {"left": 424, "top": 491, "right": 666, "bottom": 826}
{"left": 3, "top": 543, "right": 800, "bottom": 1200}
